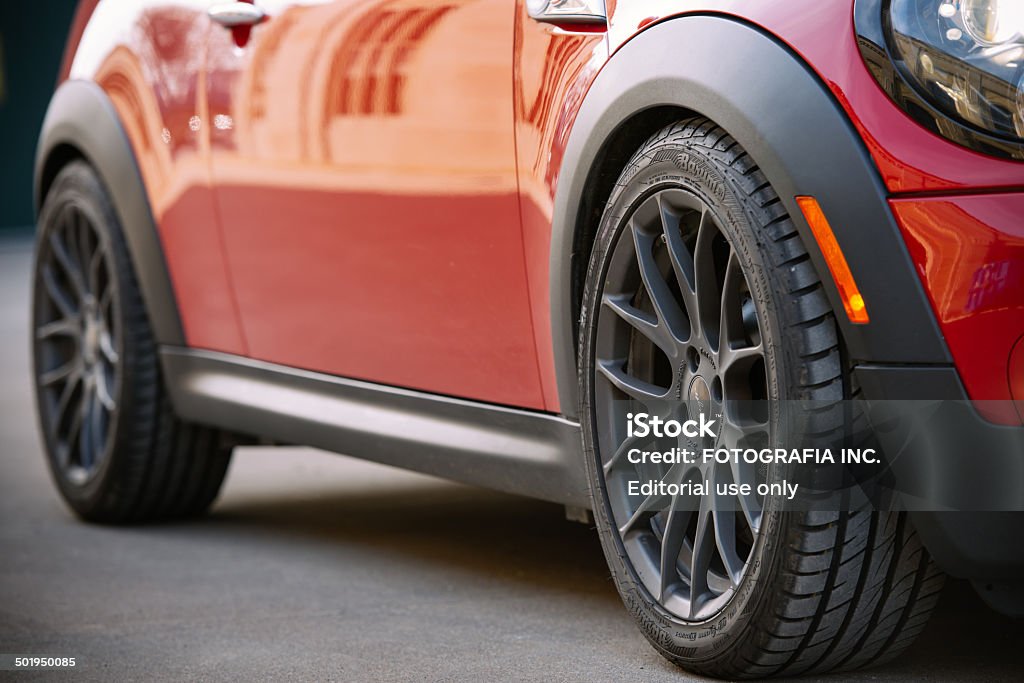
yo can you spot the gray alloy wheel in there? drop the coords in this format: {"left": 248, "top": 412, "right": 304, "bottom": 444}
{"left": 34, "top": 196, "right": 121, "bottom": 485}
{"left": 33, "top": 160, "right": 233, "bottom": 523}
{"left": 592, "top": 187, "right": 769, "bottom": 621}
{"left": 579, "top": 118, "right": 944, "bottom": 678}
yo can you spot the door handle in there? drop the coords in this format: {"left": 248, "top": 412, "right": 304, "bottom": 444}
{"left": 526, "top": 0, "right": 606, "bottom": 24}
{"left": 208, "top": 2, "right": 266, "bottom": 27}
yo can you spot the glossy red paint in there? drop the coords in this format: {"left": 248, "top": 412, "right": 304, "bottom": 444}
{"left": 69, "top": 1, "right": 248, "bottom": 356}
{"left": 514, "top": 1, "right": 606, "bottom": 411}
{"left": 601, "top": 1, "right": 1024, "bottom": 424}
{"left": 604, "top": 1, "right": 1024, "bottom": 193}
{"left": 62, "top": 0, "right": 1024, "bottom": 420}
{"left": 205, "top": 0, "right": 545, "bottom": 408}
{"left": 890, "top": 194, "right": 1024, "bottom": 423}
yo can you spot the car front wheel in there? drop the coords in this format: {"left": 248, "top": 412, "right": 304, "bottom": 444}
{"left": 578, "top": 118, "right": 944, "bottom": 678}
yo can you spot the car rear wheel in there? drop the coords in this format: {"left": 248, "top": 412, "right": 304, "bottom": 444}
{"left": 32, "top": 160, "right": 232, "bottom": 524}
{"left": 578, "top": 118, "right": 944, "bottom": 678}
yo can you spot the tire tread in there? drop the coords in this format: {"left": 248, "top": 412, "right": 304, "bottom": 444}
{"left": 579, "top": 119, "right": 943, "bottom": 679}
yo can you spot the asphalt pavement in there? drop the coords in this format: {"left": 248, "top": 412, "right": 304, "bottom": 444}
{"left": 1, "top": 230, "right": 1021, "bottom": 681}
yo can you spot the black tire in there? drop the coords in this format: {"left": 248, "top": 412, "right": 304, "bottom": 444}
{"left": 32, "top": 160, "right": 232, "bottom": 524}
{"left": 579, "top": 118, "right": 944, "bottom": 678}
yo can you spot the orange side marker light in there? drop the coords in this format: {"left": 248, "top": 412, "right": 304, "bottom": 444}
{"left": 795, "top": 196, "right": 870, "bottom": 324}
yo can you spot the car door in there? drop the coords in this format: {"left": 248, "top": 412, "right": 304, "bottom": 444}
{"left": 205, "top": 0, "right": 545, "bottom": 408}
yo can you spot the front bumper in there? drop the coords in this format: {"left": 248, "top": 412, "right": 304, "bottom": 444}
{"left": 855, "top": 364, "right": 1024, "bottom": 580}
{"left": 890, "top": 192, "right": 1024, "bottom": 425}
{"left": 866, "top": 191, "right": 1024, "bottom": 586}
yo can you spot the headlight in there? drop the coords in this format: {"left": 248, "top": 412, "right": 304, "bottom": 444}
{"left": 856, "top": 0, "right": 1024, "bottom": 159}
{"left": 960, "top": 0, "right": 1024, "bottom": 45}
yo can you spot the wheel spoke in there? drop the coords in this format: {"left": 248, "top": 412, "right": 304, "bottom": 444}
{"left": 720, "top": 421, "right": 765, "bottom": 533}
{"left": 99, "top": 285, "right": 113, "bottom": 317}
{"left": 693, "top": 210, "right": 723, "bottom": 349}
{"left": 98, "top": 329, "right": 119, "bottom": 364}
{"left": 79, "top": 385, "right": 105, "bottom": 470}
{"left": 719, "top": 251, "right": 765, "bottom": 372}
{"left": 659, "top": 490, "right": 697, "bottom": 602}
{"left": 69, "top": 400, "right": 84, "bottom": 445}
{"left": 88, "top": 387, "right": 105, "bottom": 459}
{"left": 659, "top": 197, "right": 699, "bottom": 325}
{"left": 602, "top": 293, "right": 671, "bottom": 355}
{"left": 74, "top": 209, "right": 94, "bottom": 293}
{"left": 631, "top": 219, "right": 688, "bottom": 343}
{"left": 718, "top": 250, "right": 743, "bottom": 349}
{"left": 619, "top": 461, "right": 688, "bottom": 535}
{"left": 596, "top": 358, "right": 667, "bottom": 402}
{"left": 688, "top": 494, "right": 715, "bottom": 617}
{"left": 36, "top": 316, "right": 79, "bottom": 341}
{"left": 619, "top": 489, "right": 667, "bottom": 536}
{"left": 58, "top": 404, "right": 84, "bottom": 469}
{"left": 604, "top": 432, "right": 643, "bottom": 474}
{"left": 53, "top": 369, "right": 82, "bottom": 428}
{"left": 657, "top": 196, "right": 692, "bottom": 283}
{"left": 41, "top": 265, "right": 77, "bottom": 320}
{"left": 49, "top": 228, "right": 87, "bottom": 299}
{"left": 721, "top": 343, "right": 764, "bottom": 374}
{"left": 88, "top": 245, "right": 104, "bottom": 297}
{"left": 78, "top": 388, "right": 93, "bottom": 469}
{"left": 712, "top": 490, "right": 744, "bottom": 586}
{"left": 732, "top": 464, "right": 763, "bottom": 535}
{"left": 95, "top": 371, "right": 116, "bottom": 412}
{"left": 40, "top": 358, "right": 79, "bottom": 387}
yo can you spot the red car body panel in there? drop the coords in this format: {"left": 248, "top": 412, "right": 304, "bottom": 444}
{"left": 64, "top": 0, "right": 1023, "bottom": 421}
{"left": 605, "top": 0, "right": 1024, "bottom": 192}
{"left": 514, "top": 6, "right": 606, "bottom": 411}
{"left": 204, "top": 0, "right": 545, "bottom": 409}
{"left": 891, "top": 194, "right": 1024, "bottom": 419}
{"left": 71, "top": 2, "right": 250, "bottom": 356}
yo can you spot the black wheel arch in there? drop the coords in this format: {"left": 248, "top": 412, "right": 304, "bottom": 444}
{"left": 550, "top": 13, "right": 952, "bottom": 420}
{"left": 34, "top": 79, "right": 185, "bottom": 348}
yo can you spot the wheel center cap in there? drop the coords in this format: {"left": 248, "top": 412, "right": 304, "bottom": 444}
{"left": 687, "top": 375, "right": 711, "bottom": 418}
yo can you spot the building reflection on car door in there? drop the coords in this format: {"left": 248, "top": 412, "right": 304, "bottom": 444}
{"left": 205, "top": 0, "right": 546, "bottom": 409}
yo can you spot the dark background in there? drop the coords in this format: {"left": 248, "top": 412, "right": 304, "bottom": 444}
{"left": 0, "top": 1, "right": 78, "bottom": 230}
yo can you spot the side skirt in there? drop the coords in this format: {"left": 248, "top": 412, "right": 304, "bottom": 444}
{"left": 160, "top": 347, "right": 589, "bottom": 507}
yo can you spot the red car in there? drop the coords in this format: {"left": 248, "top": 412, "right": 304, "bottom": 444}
{"left": 32, "top": 0, "right": 1024, "bottom": 677}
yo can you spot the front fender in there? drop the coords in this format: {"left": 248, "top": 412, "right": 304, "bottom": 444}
{"left": 549, "top": 14, "right": 951, "bottom": 419}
